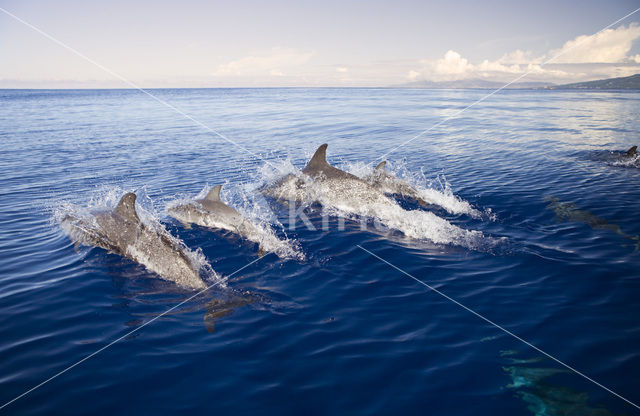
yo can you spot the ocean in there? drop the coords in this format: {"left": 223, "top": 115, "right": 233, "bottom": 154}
{"left": 0, "top": 88, "right": 638, "bottom": 415}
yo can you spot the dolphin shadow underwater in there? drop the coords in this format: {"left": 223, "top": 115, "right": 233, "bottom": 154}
{"left": 545, "top": 196, "right": 640, "bottom": 250}
{"left": 501, "top": 350, "right": 617, "bottom": 416}
{"left": 61, "top": 192, "right": 210, "bottom": 289}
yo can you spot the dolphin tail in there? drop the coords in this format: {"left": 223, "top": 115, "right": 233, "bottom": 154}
{"left": 626, "top": 146, "right": 637, "bottom": 156}
{"left": 375, "top": 160, "right": 386, "bottom": 172}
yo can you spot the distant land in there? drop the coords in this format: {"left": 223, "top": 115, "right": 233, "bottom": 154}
{"left": 393, "top": 78, "right": 551, "bottom": 89}
{"left": 546, "top": 73, "right": 640, "bottom": 90}
{"left": 394, "top": 73, "right": 640, "bottom": 90}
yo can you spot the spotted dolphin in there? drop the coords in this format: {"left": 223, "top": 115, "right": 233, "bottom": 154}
{"left": 168, "top": 185, "right": 268, "bottom": 256}
{"left": 263, "top": 143, "right": 394, "bottom": 206}
{"left": 263, "top": 144, "right": 484, "bottom": 246}
{"left": 363, "top": 160, "right": 429, "bottom": 207}
{"left": 61, "top": 193, "right": 208, "bottom": 289}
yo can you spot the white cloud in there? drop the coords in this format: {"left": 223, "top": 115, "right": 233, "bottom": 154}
{"left": 213, "top": 47, "right": 314, "bottom": 77}
{"left": 409, "top": 49, "right": 544, "bottom": 81}
{"left": 407, "top": 70, "right": 420, "bottom": 80}
{"left": 407, "top": 23, "right": 640, "bottom": 83}
{"left": 433, "top": 50, "right": 472, "bottom": 75}
{"left": 497, "top": 49, "right": 540, "bottom": 65}
{"left": 549, "top": 23, "right": 640, "bottom": 63}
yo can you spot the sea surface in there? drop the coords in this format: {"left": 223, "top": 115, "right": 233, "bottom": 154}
{"left": 0, "top": 88, "right": 639, "bottom": 415}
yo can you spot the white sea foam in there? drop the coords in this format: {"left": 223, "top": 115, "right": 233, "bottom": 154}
{"left": 609, "top": 153, "right": 640, "bottom": 168}
{"left": 344, "top": 160, "right": 493, "bottom": 220}
{"left": 260, "top": 159, "right": 498, "bottom": 250}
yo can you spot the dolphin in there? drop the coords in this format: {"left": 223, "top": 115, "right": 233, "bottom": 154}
{"left": 363, "top": 160, "right": 429, "bottom": 207}
{"left": 262, "top": 144, "right": 378, "bottom": 204}
{"left": 262, "top": 144, "right": 484, "bottom": 246}
{"left": 626, "top": 145, "right": 637, "bottom": 157}
{"left": 546, "top": 197, "right": 640, "bottom": 249}
{"left": 61, "top": 193, "right": 208, "bottom": 289}
{"left": 300, "top": 144, "right": 398, "bottom": 206}
{"left": 261, "top": 143, "right": 397, "bottom": 208}
{"left": 302, "top": 143, "right": 363, "bottom": 181}
{"left": 168, "top": 185, "right": 268, "bottom": 256}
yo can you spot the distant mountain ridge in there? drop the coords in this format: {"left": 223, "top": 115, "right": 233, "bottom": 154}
{"left": 547, "top": 73, "right": 640, "bottom": 90}
{"left": 393, "top": 73, "right": 640, "bottom": 90}
{"left": 393, "top": 78, "right": 550, "bottom": 89}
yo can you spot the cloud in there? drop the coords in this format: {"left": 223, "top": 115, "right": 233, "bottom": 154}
{"left": 432, "top": 50, "right": 471, "bottom": 75}
{"left": 335, "top": 66, "right": 349, "bottom": 73}
{"left": 409, "top": 49, "right": 565, "bottom": 82}
{"left": 407, "top": 23, "right": 640, "bottom": 83}
{"left": 549, "top": 23, "right": 640, "bottom": 63}
{"left": 213, "top": 47, "right": 314, "bottom": 77}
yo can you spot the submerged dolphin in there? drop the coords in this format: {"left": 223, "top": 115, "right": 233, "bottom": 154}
{"left": 168, "top": 185, "right": 267, "bottom": 256}
{"left": 363, "top": 160, "right": 429, "bottom": 207}
{"left": 546, "top": 197, "right": 640, "bottom": 249}
{"left": 61, "top": 193, "right": 208, "bottom": 289}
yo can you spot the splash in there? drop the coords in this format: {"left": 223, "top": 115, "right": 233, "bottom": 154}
{"left": 53, "top": 186, "right": 223, "bottom": 289}
{"left": 344, "top": 160, "right": 493, "bottom": 220}
{"left": 166, "top": 183, "right": 305, "bottom": 261}
{"left": 609, "top": 152, "right": 640, "bottom": 168}
{"left": 260, "top": 159, "right": 498, "bottom": 250}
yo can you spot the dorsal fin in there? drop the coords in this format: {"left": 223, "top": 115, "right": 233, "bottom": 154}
{"left": 304, "top": 144, "right": 329, "bottom": 171}
{"left": 375, "top": 160, "right": 386, "bottom": 172}
{"left": 626, "top": 145, "right": 637, "bottom": 156}
{"left": 205, "top": 185, "right": 222, "bottom": 202}
{"left": 114, "top": 193, "right": 140, "bottom": 222}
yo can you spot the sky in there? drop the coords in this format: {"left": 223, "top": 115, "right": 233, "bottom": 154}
{"left": 0, "top": 0, "right": 639, "bottom": 88}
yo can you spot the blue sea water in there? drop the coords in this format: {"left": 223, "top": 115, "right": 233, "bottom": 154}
{"left": 0, "top": 88, "right": 639, "bottom": 415}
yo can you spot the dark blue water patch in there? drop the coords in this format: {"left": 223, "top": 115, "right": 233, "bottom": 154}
{"left": 0, "top": 88, "right": 639, "bottom": 415}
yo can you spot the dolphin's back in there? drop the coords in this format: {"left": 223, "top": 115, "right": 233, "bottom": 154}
{"left": 195, "top": 184, "right": 243, "bottom": 219}
{"left": 65, "top": 193, "right": 206, "bottom": 289}
{"left": 303, "top": 144, "right": 361, "bottom": 181}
